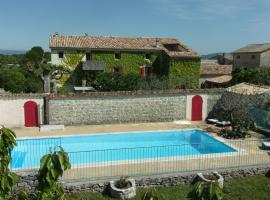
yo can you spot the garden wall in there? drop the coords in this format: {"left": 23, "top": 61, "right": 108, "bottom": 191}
{"left": 48, "top": 90, "right": 223, "bottom": 125}
{"left": 0, "top": 94, "right": 44, "bottom": 127}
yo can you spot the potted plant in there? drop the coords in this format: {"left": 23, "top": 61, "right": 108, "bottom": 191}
{"left": 197, "top": 171, "right": 224, "bottom": 188}
{"left": 109, "top": 177, "right": 136, "bottom": 200}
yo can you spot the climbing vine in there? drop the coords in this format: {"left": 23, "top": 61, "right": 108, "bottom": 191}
{"left": 92, "top": 51, "right": 159, "bottom": 74}
{"left": 168, "top": 59, "right": 200, "bottom": 89}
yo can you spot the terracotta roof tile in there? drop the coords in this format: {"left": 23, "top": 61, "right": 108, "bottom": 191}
{"left": 200, "top": 63, "right": 232, "bottom": 75}
{"left": 49, "top": 34, "right": 199, "bottom": 58}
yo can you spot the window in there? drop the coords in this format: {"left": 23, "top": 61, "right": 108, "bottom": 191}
{"left": 251, "top": 55, "right": 256, "bottom": 59}
{"left": 237, "top": 55, "right": 240, "bottom": 59}
{"left": 115, "top": 52, "right": 121, "bottom": 60}
{"left": 86, "top": 52, "right": 91, "bottom": 61}
{"left": 58, "top": 52, "right": 64, "bottom": 59}
{"left": 145, "top": 53, "right": 151, "bottom": 60}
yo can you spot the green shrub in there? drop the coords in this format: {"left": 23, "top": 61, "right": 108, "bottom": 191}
{"left": 142, "top": 188, "right": 164, "bottom": 200}
{"left": 219, "top": 128, "right": 247, "bottom": 139}
{"left": 93, "top": 72, "right": 141, "bottom": 91}
{"left": 0, "top": 126, "right": 18, "bottom": 199}
{"left": 191, "top": 181, "right": 223, "bottom": 200}
{"left": 36, "top": 147, "right": 71, "bottom": 200}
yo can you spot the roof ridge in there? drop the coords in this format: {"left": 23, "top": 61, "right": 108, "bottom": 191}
{"left": 50, "top": 34, "right": 178, "bottom": 40}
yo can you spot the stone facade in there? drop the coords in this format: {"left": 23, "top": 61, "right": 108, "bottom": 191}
{"left": 49, "top": 94, "right": 187, "bottom": 125}
{"left": 15, "top": 165, "right": 270, "bottom": 194}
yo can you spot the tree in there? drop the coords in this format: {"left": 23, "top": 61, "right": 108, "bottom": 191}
{"left": 0, "top": 68, "right": 26, "bottom": 93}
{"left": 22, "top": 46, "right": 68, "bottom": 93}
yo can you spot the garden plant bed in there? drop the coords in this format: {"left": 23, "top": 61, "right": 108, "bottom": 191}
{"left": 67, "top": 175, "right": 270, "bottom": 200}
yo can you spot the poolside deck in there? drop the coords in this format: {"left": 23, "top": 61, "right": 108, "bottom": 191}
{"left": 13, "top": 122, "right": 209, "bottom": 138}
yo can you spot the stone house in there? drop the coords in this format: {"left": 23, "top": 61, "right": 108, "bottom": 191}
{"left": 200, "top": 60, "right": 232, "bottom": 88}
{"left": 49, "top": 34, "right": 200, "bottom": 89}
{"left": 233, "top": 43, "right": 270, "bottom": 68}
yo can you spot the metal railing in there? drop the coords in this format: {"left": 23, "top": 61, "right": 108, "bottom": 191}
{"left": 11, "top": 138, "right": 270, "bottom": 181}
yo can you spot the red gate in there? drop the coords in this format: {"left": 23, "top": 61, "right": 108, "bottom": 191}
{"left": 191, "top": 95, "right": 203, "bottom": 121}
{"left": 24, "top": 101, "right": 38, "bottom": 127}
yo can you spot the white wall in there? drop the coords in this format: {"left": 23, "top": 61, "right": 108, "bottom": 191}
{"left": 186, "top": 94, "right": 208, "bottom": 121}
{"left": 0, "top": 98, "right": 44, "bottom": 128}
{"left": 51, "top": 49, "right": 87, "bottom": 65}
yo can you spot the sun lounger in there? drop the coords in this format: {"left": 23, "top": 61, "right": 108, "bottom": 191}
{"left": 262, "top": 142, "right": 270, "bottom": 149}
{"left": 207, "top": 119, "right": 219, "bottom": 124}
{"left": 216, "top": 121, "right": 231, "bottom": 127}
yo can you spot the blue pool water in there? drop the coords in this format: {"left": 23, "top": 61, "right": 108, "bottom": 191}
{"left": 11, "top": 129, "right": 236, "bottom": 169}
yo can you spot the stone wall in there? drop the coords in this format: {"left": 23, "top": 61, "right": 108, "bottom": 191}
{"left": 15, "top": 165, "right": 270, "bottom": 194}
{"left": 49, "top": 94, "right": 187, "bottom": 125}
{"left": 48, "top": 90, "right": 224, "bottom": 125}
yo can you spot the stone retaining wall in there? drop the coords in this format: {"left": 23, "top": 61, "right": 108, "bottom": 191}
{"left": 15, "top": 165, "right": 270, "bottom": 194}
{"left": 49, "top": 94, "right": 187, "bottom": 125}
{"left": 48, "top": 92, "right": 222, "bottom": 125}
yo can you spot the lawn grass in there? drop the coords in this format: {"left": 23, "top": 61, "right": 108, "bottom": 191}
{"left": 67, "top": 175, "right": 270, "bottom": 200}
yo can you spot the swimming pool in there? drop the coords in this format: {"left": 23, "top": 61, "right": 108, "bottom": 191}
{"left": 11, "top": 129, "right": 236, "bottom": 169}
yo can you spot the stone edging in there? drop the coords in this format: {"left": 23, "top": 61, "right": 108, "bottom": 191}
{"left": 15, "top": 165, "right": 270, "bottom": 194}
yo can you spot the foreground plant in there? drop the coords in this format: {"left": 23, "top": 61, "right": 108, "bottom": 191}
{"left": 0, "top": 126, "right": 18, "bottom": 200}
{"left": 191, "top": 181, "right": 223, "bottom": 200}
{"left": 36, "top": 147, "right": 71, "bottom": 200}
{"left": 142, "top": 188, "right": 164, "bottom": 200}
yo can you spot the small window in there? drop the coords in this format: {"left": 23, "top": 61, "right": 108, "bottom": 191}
{"left": 58, "top": 52, "right": 64, "bottom": 59}
{"left": 237, "top": 55, "right": 240, "bottom": 59}
{"left": 86, "top": 52, "right": 91, "bottom": 61}
{"left": 115, "top": 52, "right": 121, "bottom": 60}
{"left": 251, "top": 55, "right": 256, "bottom": 59}
{"left": 145, "top": 53, "right": 151, "bottom": 60}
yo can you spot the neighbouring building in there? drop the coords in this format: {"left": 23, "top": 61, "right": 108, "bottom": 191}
{"left": 206, "top": 53, "right": 233, "bottom": 65}
{"left": 200, "top": 60, "right": 232, "bottom": 88}
{"left": 49, "top": 34, "right": 200, "bottom": 89}
{"left": 233, "top": 43, "right": 270, "bottom": 68}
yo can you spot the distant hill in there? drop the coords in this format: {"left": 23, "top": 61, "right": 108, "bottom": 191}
{"left": 201, "top": 52, "right": 233, "bottom": 59}
{"left": 0, "top": 49, "right": 26, "bottom": 55}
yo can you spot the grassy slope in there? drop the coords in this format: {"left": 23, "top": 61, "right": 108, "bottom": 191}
{"left": 67, "top": 175, "right": 270, "bottom": 200}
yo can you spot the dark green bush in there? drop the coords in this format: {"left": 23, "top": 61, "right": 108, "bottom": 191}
{"left": 93, "top": 72, "right": 141, "bottom": 91}
{"left": 219, "top": 128, "right": 248, "bottom": 139}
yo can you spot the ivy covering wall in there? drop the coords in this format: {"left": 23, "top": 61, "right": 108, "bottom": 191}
{"left": 59, "top": 50, "right": 200, "bottom": 90}
{"left": 92, "top": 51, "right": 159, "bottom": 74}
{"left": 168, "top": 58, "right": 200, "bottom": 89}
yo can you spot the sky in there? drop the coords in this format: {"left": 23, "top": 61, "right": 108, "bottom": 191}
{"left": 0, "top": 0, "right": 270, "bottom": 55}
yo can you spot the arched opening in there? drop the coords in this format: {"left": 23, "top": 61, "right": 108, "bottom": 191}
{"left": 192, "top": 95, "right": 203, "bottom": 121}
{"left": 24, "top": 101, "right": 38, "bottom": 127}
